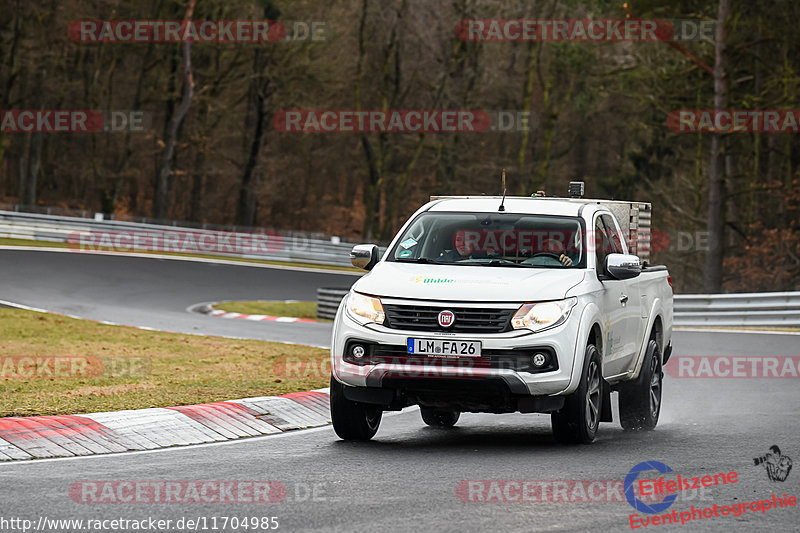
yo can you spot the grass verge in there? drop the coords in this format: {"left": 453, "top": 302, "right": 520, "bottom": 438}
{"left": 214, "top": 300, "right": 325, "bottom": 321}
{"left": 0, "top": 237, "right": 361, "bottom": 273}
{"left": 0, "top": 308, "right": 329, "bottom": 417}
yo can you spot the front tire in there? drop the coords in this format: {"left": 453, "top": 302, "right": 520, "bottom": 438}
{"left": 420, "top": 408, "right": 460, "bottom": 428}
{"left": 619, "top": 339, "right": 662, "bottom": 431}
{"left": 330, "top": 376, "right": 382, "bottom": 441}
{"left": 551, "top": 344, "right": 602, "bottom": 444}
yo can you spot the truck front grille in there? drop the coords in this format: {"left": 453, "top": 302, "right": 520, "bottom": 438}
{"left": 383, "top": 304, "right": 515, "bottom": 333}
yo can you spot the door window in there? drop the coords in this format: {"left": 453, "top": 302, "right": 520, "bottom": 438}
{"left": 600, "top": 214, "right": 624, "bottom": 254}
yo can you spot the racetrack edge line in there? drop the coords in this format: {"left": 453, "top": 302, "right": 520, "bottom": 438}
{"left": 0, "top": 245, "right": 362, "bottom": 276}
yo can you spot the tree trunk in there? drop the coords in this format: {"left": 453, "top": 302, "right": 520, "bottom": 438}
{"left": 360, "top": 135, "right": 380, "bottom": 240}
{"left": 750, "top": 20, "right": 763, "bottom": 225}
{"left": 0, "top": 0, "right": 23, "bottom": 180}
{"left": 24, "top": 131, "right": 42, "bottom": 205}
{"left": 703, "top": 0, "right": 730, "bottom": 293}
{"left": 106, "top": 44, "right": 153, "bottom": 214}
{"left": 517, "top": 41, "right": 536, "bottom": 194}
{"left": 236, "top": 94, "right": 266, "bottom": 227}
{"left": 236, "top": 47, "right": 271, "bottom": 227}
{"left": 154, "top": 0, "right": 196, "bottom": 220}
{"left": 189, "top": 150, "right": 206, "bottom": 222}
{"left": 23, "top": 68, "right": 46, "bottom": 205}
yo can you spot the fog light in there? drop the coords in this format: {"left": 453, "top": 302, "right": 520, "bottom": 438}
{"left": 532, "top": 352, "right": 548, "bottom": 367}
{"left": 352, "top": 344, "right": 366, "bottom": 358}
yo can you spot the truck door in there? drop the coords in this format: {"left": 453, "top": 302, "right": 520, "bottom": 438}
{"left": 594, "top": 214, "right": 640, "bottom": 377}
{"left": 601, "top": 214, "right": 643, "bottom": 370}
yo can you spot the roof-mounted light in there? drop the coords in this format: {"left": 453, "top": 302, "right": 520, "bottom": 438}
{"left": 569, "top": 181, "right": 585, "bottom": 199}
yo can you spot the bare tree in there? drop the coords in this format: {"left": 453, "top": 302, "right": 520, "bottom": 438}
{"left": 154, "top": 0, "right": 196, "bottom": 220}
{"left": 704, "top": 0, "right": 730, "bottom": 292}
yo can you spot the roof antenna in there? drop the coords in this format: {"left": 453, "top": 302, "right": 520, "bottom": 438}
{"left": 499, "top": 169, "right": 507, "bottom": 211}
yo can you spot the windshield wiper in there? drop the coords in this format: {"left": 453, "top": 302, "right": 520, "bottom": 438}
{"left": 395, "top": 257, "right": 440, "bottom": 264}
{"left": 479, "top": 259, "right": 526, "bottom": 267}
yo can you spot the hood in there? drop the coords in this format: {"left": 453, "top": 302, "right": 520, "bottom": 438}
{"left": 353, "top": 261, "right": 586, "bottom": 302}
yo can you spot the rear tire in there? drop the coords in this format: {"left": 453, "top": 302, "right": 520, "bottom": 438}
{"left": 330, "top": 376, "right": 382, "bottom": 441}
{"left": 420, "top": 408, "right": 460, "bottom": 428}
{"left": 619, "top": 339, "right": 662, "bottom": 431}
{"left": 551, "top": 344, "right": 602, "bottom": 444}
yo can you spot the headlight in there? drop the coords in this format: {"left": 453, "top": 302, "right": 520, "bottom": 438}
{"left": 346, "top": 292, "right": 385, "bottom": 325}
{"left": 511, "top": 297, "right": 577, "bottom": 332}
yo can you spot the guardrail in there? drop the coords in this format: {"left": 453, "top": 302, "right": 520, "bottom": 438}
{"left": 317, "top": 288, "right": 350, "bottom": 320}
{"left": 316, "top": 289, "right": 800, "bottom": 327}
{"left": 0, "top": 210, "right": 386, "bottom": 268}
{"left": 672, "top": 292, "right": 800, "bottom": 327}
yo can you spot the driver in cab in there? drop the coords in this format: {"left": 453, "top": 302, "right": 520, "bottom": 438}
{"left": 440, "top": 229, "right": 575, "bottom": 266}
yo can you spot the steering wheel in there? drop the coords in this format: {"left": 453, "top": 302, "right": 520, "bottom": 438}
{"left": 439, "top": 249, "right": 471, "bottom": 262}
{"left": 522, "top": 251, "right": 565, "bottom": 266}
{"left": 530, "top": 252, "right": 563, "bottom": 260}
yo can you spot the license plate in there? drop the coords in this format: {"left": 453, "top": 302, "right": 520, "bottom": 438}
{"left": 407, "top": 338, "right": 482, "bottom": 357}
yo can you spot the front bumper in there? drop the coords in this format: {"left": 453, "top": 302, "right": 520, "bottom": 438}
{"left": 331, "top": 299, "right": 580, "bottom": 399}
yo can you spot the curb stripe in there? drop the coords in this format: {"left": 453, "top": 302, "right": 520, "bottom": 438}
{"left": 0, "top": 390, "right": 331, "bottom": 462}
{"left": 279, "top": 391, "right": 330, "bottom": 419}
{"left": 38, "top": 416, "right": 128, "bottom": 454}
{"left": 208, "top": 308, "right": 318, "bottom": 324}
{"left": 171, "top": 403, "right": 260, "bottom": 437}
{"left": 0, "top": 436, "right": 33, "bottom": 460}
{"left": 11, "top": 417, "right": 96, "bottom": 456}
{"left": 0, "top": 418, "right": 77, "bottom": 458}
{"left": 168, "top": 402, "right": 272, "bottom": 438}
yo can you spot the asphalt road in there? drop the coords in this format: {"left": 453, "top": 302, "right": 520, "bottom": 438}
{"left": 0, "top": 249, "right": 357, "bottom": 347}
{"left": 1, "top": 248, "right": 798, "bottom": 532}
{"left": 1, "top": 377, "right": 798, "bottom": 532}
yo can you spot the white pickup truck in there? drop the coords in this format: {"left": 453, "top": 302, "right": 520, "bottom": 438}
{"left": 330, "top": 189, "right": 673, "bottom": 444}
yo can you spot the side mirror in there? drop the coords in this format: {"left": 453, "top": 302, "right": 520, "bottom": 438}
{"left": 350, "top": 244, "right": 380, "bottom": 270}
{"left": 604, "top": 253, "right": 641, "bottom": 280}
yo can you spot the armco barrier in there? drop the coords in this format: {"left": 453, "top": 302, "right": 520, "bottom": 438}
{"left": 315, "top": 290, "right": 800, "bottom": 327}
{"left": 0, "top": 210, "right": 385, "bottom": 268}
{"left": 673, "top": 291, "right": 800, "bottom": 327}
{"left": 317, "top": 288, "right": 350, "bottom": 320}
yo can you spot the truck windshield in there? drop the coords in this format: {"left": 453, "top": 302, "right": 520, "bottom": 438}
{"left": 389, "top": 212, "right": 585, "bottom": 268}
